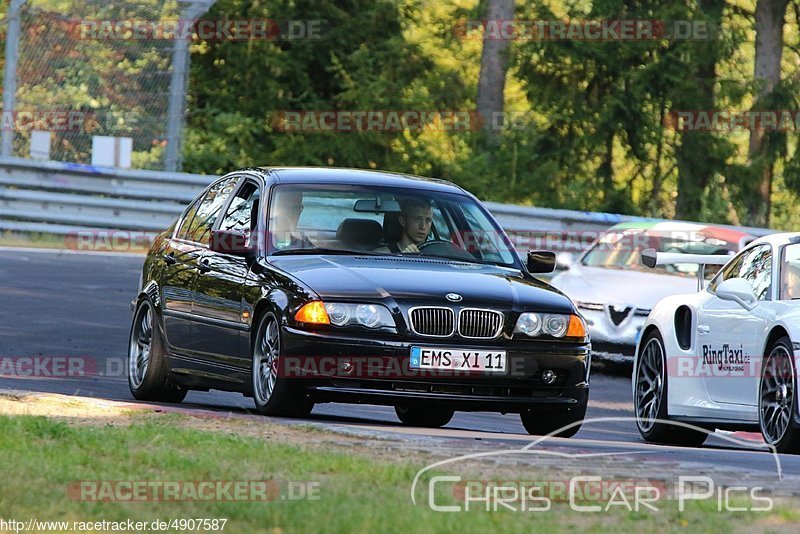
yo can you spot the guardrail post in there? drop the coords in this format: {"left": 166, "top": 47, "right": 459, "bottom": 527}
{"left": 1, "top": 0, "right": 26, "bottom": 158}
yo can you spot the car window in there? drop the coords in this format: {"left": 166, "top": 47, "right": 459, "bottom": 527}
{"left": 709, "top": 244, "right": 772, "bottom": 300}
{"left": 266, "top": 184, "right": 517, "bottom": 266}
{"left": 219, "top": 181, "right": 260, "bottom": 234}
{"left": 295, "top": 193, "right": 384, "bottom": 231}
{"left": 779, "top": 243, "right": 800, "bottom": 300}
{"left": 183, "top": 177, "right": 238, "bottom": 245}
{"left": 456, "top": 202, "right": 508, "bottom": 262}
{"left": 176, "top": 195, "right": 204, "bottom": 241}
{"left": 582, "top": 227, "right": 738, "bottom": 278}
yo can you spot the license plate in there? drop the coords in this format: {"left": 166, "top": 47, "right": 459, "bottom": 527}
{"left": 409, "top": 346, "right": 507, "bottom": 372}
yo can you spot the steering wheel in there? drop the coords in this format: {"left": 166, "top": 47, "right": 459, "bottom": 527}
{"left": 417, "top": 239, "right": 474, "bottom": 260}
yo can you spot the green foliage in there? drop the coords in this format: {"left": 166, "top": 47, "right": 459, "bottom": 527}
{"left": 176, "top": 0, "right": 798, "bottom": 227}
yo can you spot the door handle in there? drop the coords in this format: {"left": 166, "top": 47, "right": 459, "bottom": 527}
{"left": 697, "top": 324, "right": 710, "bottom": 335}
{"left": 198, "top": 258, "right": 211, "bottom": 273}
{"left": 164, "top": 252, "right": 176, "bottom": 265}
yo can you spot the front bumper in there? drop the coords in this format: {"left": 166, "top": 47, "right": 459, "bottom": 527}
{"left": 579, "top": 308, "right": 649, "bottom": 361}
{"left": 280, "top": 326, "right": 590, "bottom": 413}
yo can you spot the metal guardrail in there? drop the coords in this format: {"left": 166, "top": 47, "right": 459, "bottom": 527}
{"left": 0, "top": 157, "right": 206, "bottom": 234}
{"left": 0, "top": 157, "right": 773, "bottom": 251}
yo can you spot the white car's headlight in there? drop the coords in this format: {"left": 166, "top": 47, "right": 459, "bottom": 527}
{"left": 514, "top": 312, "right": 586, "bottom": 339}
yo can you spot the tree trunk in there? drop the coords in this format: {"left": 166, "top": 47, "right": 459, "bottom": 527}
{"left": 476, "top": 0, "right": 514, "bottom": 145}
{"left": 674, "top": 53, "right": 718, "bottom": 221}
{"left": 674, "top": 0, "right": 725, "bottom": 221}
{"left": 745, "top": 0, "right": 788, "bottom": 227}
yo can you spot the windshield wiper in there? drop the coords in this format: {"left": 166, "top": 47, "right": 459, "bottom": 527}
{"left": 271, "top": 247, "right": 381, "bottom": 256}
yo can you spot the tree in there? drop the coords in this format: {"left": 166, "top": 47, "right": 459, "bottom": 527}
{"left": 476, "top": 0, "right": 514, "bottom": 145}
{"left": 743, "top": 0, "right": 790, "bottom": 227}
{"left": 672, "top": 0, "right": 731, "bottom": 222}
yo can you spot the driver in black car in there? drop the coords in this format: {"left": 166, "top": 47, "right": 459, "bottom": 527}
{"left": 388, "top": 197, "right": 432, "bottom": 253}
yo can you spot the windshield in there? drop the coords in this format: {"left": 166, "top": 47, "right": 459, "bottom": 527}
{"left": 266, "top": 184, "right": 518, "bottom": 267}
{"left": 581, "top": 228, "right": 738, "bottom": 278}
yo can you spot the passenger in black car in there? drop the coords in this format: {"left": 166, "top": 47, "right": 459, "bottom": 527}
{"left": 270, "top": 190, "right": 312, "bottom": 250}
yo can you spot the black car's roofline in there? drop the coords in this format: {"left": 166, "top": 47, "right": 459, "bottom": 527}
{"left": 254, "top": 166, "right": 469, "bottom": 195}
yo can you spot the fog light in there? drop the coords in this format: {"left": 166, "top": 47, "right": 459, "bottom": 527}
{"left": 542, "top": 369, "right": 556, "bottom": 385}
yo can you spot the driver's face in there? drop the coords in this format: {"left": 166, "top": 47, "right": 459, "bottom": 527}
{"left": 400, "top": 207, "right": 433, "bottom": 245}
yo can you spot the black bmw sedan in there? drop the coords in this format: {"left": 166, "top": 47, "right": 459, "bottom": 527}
{"left": 128, "top": 167, "right": 590, "bottom": 436}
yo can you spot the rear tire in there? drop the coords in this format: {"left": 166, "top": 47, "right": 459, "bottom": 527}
{"left": 252, "top": 312, "right": 314, "bottom": 418}
{"left": 127, "top": 299, "right": 187, "bottom": 403}
{"left": 519, "top": 398, "right": 587, "bottom": 438}
{"left": 634, "top": 330, "right": 706, "bottom": 447}
{"left": 395, "top": 405, "right": 454, "bottom": 428}
{"left": 759, "top": 337, "right": 800, "bottom": 454}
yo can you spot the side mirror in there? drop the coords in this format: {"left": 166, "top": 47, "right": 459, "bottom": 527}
{"left": 526, "top": 250, "right": 556, "bottom": 274}
{"left": 210, "top": 229, "right": 253, "bottom": 257}
{"left": 555, "top": 252, "right": 575, "bottom": 271}
{"left": 715, "top": 278, "right": 758, "bottom": 311}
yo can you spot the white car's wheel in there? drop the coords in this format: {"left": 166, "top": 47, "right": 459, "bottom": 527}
{"left": 759, "top": 337, "right": 800, "bottom": 454}
{"left": 634, "top": 330, "right": 706, "bottom": 446}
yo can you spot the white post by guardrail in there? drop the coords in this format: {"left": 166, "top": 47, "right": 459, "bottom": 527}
{"left": 1, "top": 0, "right": 26, "bottom": 158}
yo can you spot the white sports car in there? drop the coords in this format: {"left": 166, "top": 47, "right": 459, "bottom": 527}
{"left": 550, "top": 221, "right": 755, "bottom": 362}
{"left": 633, "top": 232, "right": 800, "bottom": 454}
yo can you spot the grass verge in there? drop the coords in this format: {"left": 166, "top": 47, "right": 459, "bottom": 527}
{"left": 0, "top": 413, "right": 797, "bottom": 533}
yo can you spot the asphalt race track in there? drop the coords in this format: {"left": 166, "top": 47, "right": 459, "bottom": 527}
{"left": 1, "top": 247, "right": 798, "bottom": 495}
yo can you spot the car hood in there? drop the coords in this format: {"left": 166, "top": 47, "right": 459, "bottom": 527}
{"left": 550, "top": 265, "right": 698, "bottom": 310}
{"left": 269, "top": 255, "right": 574, "bottom": 313}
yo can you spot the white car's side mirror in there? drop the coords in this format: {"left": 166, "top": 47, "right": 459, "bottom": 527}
{"left": 715, "top": 278, "right": 758, "bottom": 311}
{"left": 555, "top": 252, "right": 575, "bottom": 271}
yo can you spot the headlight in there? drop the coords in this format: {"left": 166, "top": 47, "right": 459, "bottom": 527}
{"left": 323, "top": 302, "right": 395, "bottom": 329}
{"left": 515, "top": 313, "right": 541, "bottom": 336}
{"left": 514, "top": 313, "right": 587, "bottom": 339}
{"left": 543, "top": 314, "right": 568, "bottom": 337}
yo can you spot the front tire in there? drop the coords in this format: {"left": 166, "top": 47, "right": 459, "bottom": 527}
{"left": 127, "top": 299, "right": 187, "bottom": 403}
{"left": 252, "top": 312, "right": 314, "bottom": 417}
{"left": 634, "top": 330, "right": 706, "bottom": 447}
{"left": 519, "top": 398, "right": 587, "bottom": 438}
{"left": 395, "top": 405, "right": 454, "bottom": 428}
{"left": 759, "top": 337, "right": 800, "bottom": 454}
